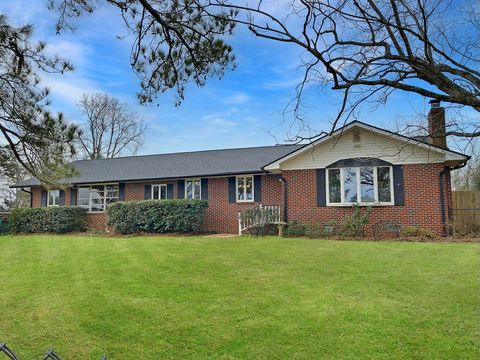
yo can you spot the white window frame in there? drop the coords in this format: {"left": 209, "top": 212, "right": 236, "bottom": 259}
{"left": 77, "top": 183, "right": 119, "bottom": 213}
{"left": 152, "top": 184, "right": 168, "bottom": 200}
{"left": 48, "top": 190, "right": 60, "bottom": 207}
{"left": 236, "top": 175, "right": 255, "bottom": 203}
{"left": 184, "top": 179, "right": 201, "bottom": 199}
{"left": 326, "top": 166, "right": 394, "bottom": 206}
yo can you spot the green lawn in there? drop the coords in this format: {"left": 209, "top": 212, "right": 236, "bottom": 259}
{"left": 0, "top": 235, "right": 478, "bottom": 359}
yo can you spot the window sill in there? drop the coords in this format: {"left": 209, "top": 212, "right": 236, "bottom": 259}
{"left": 327, "top": 202, "right": 394, "bottom": 207}
{"left": 236, "top": 200, "right": 254, "bottom": 204}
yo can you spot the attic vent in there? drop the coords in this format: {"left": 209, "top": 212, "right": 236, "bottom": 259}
{"left": 352, "top": 130, "right": 361, "bottom": 143}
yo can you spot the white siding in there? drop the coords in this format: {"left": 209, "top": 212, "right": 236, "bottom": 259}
{"left": 280, "top": 128, "right": 445, "bottom": 170}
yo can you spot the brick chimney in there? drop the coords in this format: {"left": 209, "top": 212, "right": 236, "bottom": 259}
{"left": 428, "top": 99, "right": 447, "bottom": 148}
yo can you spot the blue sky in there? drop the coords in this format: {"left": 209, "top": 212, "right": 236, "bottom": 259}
{"left": 1, "top": 1, "right": 439, "bottom": 155}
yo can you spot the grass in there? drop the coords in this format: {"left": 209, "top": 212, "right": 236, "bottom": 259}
{"left": 0, "top": 235, "right": 478, "bottom": 359}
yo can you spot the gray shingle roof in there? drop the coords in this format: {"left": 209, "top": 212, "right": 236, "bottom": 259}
{"left": 12, "top": 144, "right": 303, "bottom": 187}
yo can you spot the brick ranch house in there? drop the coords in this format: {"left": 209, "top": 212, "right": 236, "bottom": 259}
{"left": 12, "top": 102, "right": 469, "bottom": 236}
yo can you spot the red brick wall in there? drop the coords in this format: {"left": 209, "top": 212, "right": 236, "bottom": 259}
{"left": 30, "top": 187, "right": 72, "bottom": 208}
{"left": 27, "top": 164, "right": 451, "bottom": 236}
{"left": 125, "top": 181, "right": 177, "bottom": 202}
{"left": 31, "top": 187, "right": 41, "bottom": 208}
{"left": 283, "top": 163, "right": 448, "bottom": 236}
{"left": 202, "top": 175, "right": 283, "bottom": 233}
{"left": 86, "top": 213, "right": 108, "bottom": 231}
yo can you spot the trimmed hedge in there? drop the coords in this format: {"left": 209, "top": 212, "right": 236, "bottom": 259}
{"left": 107, "top": 199, "right": 208, "bottom": 234}
{"left": 10, "top": 207, "right": 88, "bottom": 234}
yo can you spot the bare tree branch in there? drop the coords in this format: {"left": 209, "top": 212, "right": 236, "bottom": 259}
{"left": 77, "top": 93, "right": 146, "bottom": 159}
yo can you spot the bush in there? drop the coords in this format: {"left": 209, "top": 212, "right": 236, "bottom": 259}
{"left": 401, "top": 226, "right": 435, "bottom": 239}
{"left": 107, "top": 199, "right": 208, "bottom": 234}
{"left": 10, "top": 207, "right": 87, "bottom": 234}
{"left": 342, "top": 204, "right": 372, "bottom": 237}
{"left": 305, "top": 224, "right": 325, "bottom": 239}
{"left": 284, "top": 220, "right": 307, "bottom": 237}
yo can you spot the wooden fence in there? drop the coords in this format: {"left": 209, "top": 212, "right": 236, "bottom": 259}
{"left": 452, "top": 191, "right": 480, "bottom": 234}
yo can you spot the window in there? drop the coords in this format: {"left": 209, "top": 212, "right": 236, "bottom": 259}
{"left": 185, "top": 179, "right": 201, "bottom": 199}
{"left": 152, "top": 184, "right": 168, "bottom": 200}
{"left": 236, "top": 175, "right": 254, "bottom": 202}
{"left": 77, "top": 184, "right": 119, "bottom": 212}
{"left": 327, "top": 166, "right": 393, "bottom": 205}
{"left": 48, "top": 190, "right": 60, "bottom": 207}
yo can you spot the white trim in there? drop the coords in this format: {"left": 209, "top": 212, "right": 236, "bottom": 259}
{"left": 47, "top": 190, "right": 60, "bottom": 207}
{"left": 264, "top": 121, "right": 468, "bottom": 171}
{"left": 151, "top": 184, "right": 168, "bottom": 200}
{"left": 326, "top": 165, "right": 394, "bottom": 206}
{"left": 184, "top": 178, "right": 201, "bottom": 199}
{"left": 235, "top": 175, "right": 255, "bottom": 203}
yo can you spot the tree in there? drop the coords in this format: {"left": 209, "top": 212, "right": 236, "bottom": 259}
{"left": 451, "top": 139, "right": 480, "bottom": 190}
{"left": 209, "top": 0, "right": 480, "bottom": 140}
{"left": 0, "top": 14, "right": 79, "bottom": 187}
{"left": 77, "top": 93, "right": 146, "bottom": 159}
{"left": 0, "top": 146, "right": 31, "bottom": 209}
{"left": 49, "top": 0, "right": 236, "bottom": 106}
{"left": 49, "top": 0, "right": 480, "bottom": 141}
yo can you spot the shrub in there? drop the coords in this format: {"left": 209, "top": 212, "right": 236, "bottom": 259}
{"left": 342, "top": 204, "right": 372, "bottom": 237}
{"left": 401, "top": 226, "right": 435, "bottom": 239}
{"left": 284, "top": 221, "right": 307, "bottom": 237}
{"left": 107, "top": 199, "right": 208, "bottom": 234}
{"left": 305, "top": 224, "right": 325, "bottom": 239}
{"left": 323, "top": 219, "right": 341, "bottom": 236}
{"left": 10, "top": 207, "right": 87, "bottom": 234}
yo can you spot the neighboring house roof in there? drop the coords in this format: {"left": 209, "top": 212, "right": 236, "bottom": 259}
{"left": 263, "top": 121, "right": 470, "bottom": 171}
{"left": 12, "top": 144, "right": 304, "bottom": 188}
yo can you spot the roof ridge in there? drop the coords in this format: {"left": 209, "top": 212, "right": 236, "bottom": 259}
{"left": 72, "top": 143, "right": 303, "bottom": 162}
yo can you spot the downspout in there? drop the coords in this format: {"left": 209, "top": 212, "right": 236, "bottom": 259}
{"left": 439, "top": 161, "right": 468, "bottom": 236}
{"left": 439, "top": 168, "right": 448, "bottom": 236}
{"left": 279, "top": 176, "right": 288, "bottom": 223}
{"left": 20, "top": 187, "right": 33, "bottom": 208}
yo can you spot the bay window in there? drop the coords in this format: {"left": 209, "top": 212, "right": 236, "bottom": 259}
{"left": 236, "top": 175, "right": 254, "bottom": 202}
{"left": 48, "top": 190, "right": 60, "bottom": 207}
{"left": 185, "top": 179, "right": 201, "bottom": 199}
{"left": 152, "top": 184, "right": 168, "bottom": 200}
{"left": 77, "top": 184, "right": 119, "bottom": 212}
{"left": 327, "top": 166, "right": 393, "bottom": 205}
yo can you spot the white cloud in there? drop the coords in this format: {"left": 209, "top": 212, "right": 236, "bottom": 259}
{"left": 262, "top": 77, "right": 303, "bottom": 90}
{"left": 223, "top": 92, "right": 252, "bottom": 104}
{"left": 41, "top": 73, "right": 101, "bottom": 106}
{"left": 44, "top": 40, "right": 92, "bottom": 67}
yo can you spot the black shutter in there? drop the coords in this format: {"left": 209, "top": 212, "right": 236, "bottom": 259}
{"left": 144, "top": 184, "right": 151, "bottom": 200}
{"left": 254, "top": 175, "right": 262, "bottom": 202}
{"left": 119, "top": 183, "right": 126, "bottom": 201}
{"left": 59, "top": 190, "right": 65, "bottom": 206}
{"left": 40, "top": 190, "right": 47, "bottom": 207}
{"left": 316, "top": 169, "right": 326, "bottom": 207}
{"left": 70, "top": 188, "right": 77, "bottom": 206}
{"left": 167, "top": 183, "right": 174, "bottom": 199}
{"left": 228, "top": 177, "right": 236, "bottom": 203}
{"left": 201, "top": 178, "right": 208, "bottom": 200}
{"left": 393, "top": 165, "right": 405, "bottom": 206}
{"left": 177, "top": 180, "right": 185, "bottom": 199}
